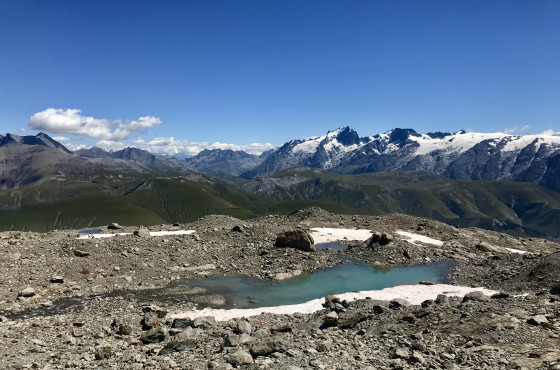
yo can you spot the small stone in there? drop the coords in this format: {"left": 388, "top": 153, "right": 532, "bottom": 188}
{"left": 389, "top": 298, "right": 411, "bottom": 309}
{"left": 527, "top": 315, "right": 548, "bottom": 326}
{"left": 193, "top": 316, "right": 215, "bottom": 328}
{"left": 140, "top": 327, "right": 166, "bottom": 344}
{"left": 95, "top": 344, "right": 113, "bottom": 360}
{"left": 409, "top": 351, "right": 425, "bottom": 364}
{"left": 141, "top": 313, "right": 159, "bottom": 330}
{"left": 324, "top": 311, "right": 338, "bottom": 326}
{"left": 18, "top": 287, "right": 35, "bottom": 298}
{"left": 49, "top": 276, "right": 64, "bottom": 284}
{"left": 236, "top": 320, "right": 252, "bottom": 335}
{"left": 316, "top": 339, "right": 332, "bottom": 352}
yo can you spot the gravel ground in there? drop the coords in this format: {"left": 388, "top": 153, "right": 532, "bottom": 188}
{"left": 1, "top": 207, "right": 559, "bottom": 369}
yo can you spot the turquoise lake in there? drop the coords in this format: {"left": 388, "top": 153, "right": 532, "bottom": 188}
{"left": 186, "top": 261, "right": 453, "bottom": 309}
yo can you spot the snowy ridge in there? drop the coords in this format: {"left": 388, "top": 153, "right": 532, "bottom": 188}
{"left": 244, "top": 127, "right": 560, "bottom": 192}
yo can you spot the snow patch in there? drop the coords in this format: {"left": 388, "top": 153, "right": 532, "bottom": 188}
{"left": 309, "top": 228, "right": 373, "bottom": 244}
{"left": 396, "top": 231, "right": 444, "bottom": 246}
{"left": 504, "top": 247, "right": 528, "bottom": 254}
{"left": 170, "top": 284, "right": 498, "bottom": 321}
{"left": 77, "top": 230, "right": 195, "bottom": 239}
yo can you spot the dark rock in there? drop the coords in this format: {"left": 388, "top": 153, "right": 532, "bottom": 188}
{"left": 389, "top": 298, "right": 411, "bottom": 309}
{"left": 366, "top": 232, "right": 393, "bottom": 247}
{"left": 338, "top": 312, "right": 369, "bottom": 329}
{"left": 74, "top": 250, "right": 90, "bottom": 257}
{"left": 527, "top": 315, "right": 548, "bottom": 326}
{"left": 172, "top": 318, "right": 193, "bottom": 329}
{"left": 107, "top": 223, "right": 122, "bottom": 230}
{"left": 274, "top": 230, "right": 316, "bottom": 252}
{"left": 142, "top": 305, "right": 167, "bottom": 318}
{"left": 372, "top": 305, "right": 384, "bottom": 314}
{"left": 231, "top": 226, "right": 243, "bottom": 232}
{"left": 141, "top": 313, "right": 160, "bottom": 330}
{"left": 140, "top": 327, "right": 166, "bottom": 344}
{"left": 95, "top": 344, "right": 113, "bottom": 360}
{"left": 550, "top": 284, "right": 560, "bottom": 295}
{"left": 49, "top": 276, "right": 64, "bottom": 284}
{"left": 491, "top": 292, "right": 510, "bottom": 299}
{"left": 434, "top": 294, "right": 449, "bottom": 305}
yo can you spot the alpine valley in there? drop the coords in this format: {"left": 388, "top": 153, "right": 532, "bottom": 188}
{"left": 1, "top": 127, "right": 560, "bottom": 240}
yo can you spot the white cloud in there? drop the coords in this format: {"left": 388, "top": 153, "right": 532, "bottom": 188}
{"left": 94, "top": 140, "right": 129, "bottom": 152}
{"left": 28, "top": 108, "right": 162, "bottom": 141}
{"left": 92, "top": 136, "right": 275, "bottom": 156}
{"left": 541, "top": 130, "right": 560, "bottom": 136}
{"left": 52, "top": 136, "right": 69, "bottom": 141}
{"left": 63, "top": 143, "right": 87, "bottom": 151}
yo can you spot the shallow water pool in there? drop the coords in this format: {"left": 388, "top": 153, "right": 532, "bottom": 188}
{"left": 185, "top": 261, "right": 452, "bottom": 309}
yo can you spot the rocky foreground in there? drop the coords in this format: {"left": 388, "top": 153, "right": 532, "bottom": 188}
{"left": 1, "top": 208, "right": 560, "bottom": 369}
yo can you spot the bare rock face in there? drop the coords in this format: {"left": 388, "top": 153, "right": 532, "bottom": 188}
{"left": 274, "top": 230, "right": 316, "bottom": 252}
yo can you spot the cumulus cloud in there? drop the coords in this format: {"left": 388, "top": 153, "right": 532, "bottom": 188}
{"left": 52, "top": 136, "right": 69, "bottom": 141}
{"left": 541, "top": 129, "right": 560, "bottom": 136}
{"left": 28, "top": 108, "right": 162, "bottom": 141}
{"left": 94, "top": 136, "right": 275, "bottom": 156}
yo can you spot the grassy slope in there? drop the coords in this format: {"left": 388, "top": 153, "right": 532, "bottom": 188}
{"left": 260, "top": 168, "right": 560, "bottom": 238}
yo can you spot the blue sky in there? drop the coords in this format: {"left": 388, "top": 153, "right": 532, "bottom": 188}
{"left": 0, "top": 0, "right": 559, "bottom": 154}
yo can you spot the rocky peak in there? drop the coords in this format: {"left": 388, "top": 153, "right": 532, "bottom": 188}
{"left": 387, "top": 128, "right": 421, "bottom": 146}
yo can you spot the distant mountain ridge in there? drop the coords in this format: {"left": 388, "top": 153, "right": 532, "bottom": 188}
{"left": 2, "top": 127, "right": 560, "bottom": 192}
{"left": 240, "top": 126, "right": 560, "bottom": 192}
{"left": 0, "top": 132, "right": 72, "bottom": 153}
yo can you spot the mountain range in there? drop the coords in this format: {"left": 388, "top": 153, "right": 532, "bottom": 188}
{"left": 239, "top": 126, "right": 560, "bottom": 192}
{"left": 1, "top": 129, "right": 560, "bottom": 239}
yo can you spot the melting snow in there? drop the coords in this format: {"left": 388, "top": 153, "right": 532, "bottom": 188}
{"left": 170, "top": 284, "right": 499, "bottom": 321}
{"left": 504, "top": 247, "right": 528, "bottom": 254}
{"left": 309, "top": 228, "right": 373, "bottom": 244}
{"left": 395, "top": 231, "right": 444, "bottom": 246}
{"left": 77, "top": 230, "right": 195, "bottom": 239}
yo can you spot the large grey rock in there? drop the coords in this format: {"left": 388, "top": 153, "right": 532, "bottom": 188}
{"left": 249, "top": 338, "right": 287, "bottom": 357}
{"left": 366, "top": 232, "right": 393, "bottom": 247}
{"left": 225, "top": 349, "right": 253, "bottom": 365}
{"left": 274, "top": 230, "right": 316, "bottom": 252}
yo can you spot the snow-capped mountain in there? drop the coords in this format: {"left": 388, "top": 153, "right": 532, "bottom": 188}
{"left": 241, "top": 126, "right": 560, "bottom": 192}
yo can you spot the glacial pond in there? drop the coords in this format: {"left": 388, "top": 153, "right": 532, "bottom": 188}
{"left": 183, "top": 261, "right": 453, "bottom": 309}
{"left": 6, "top": 261, "right": 453, "bottom": 319}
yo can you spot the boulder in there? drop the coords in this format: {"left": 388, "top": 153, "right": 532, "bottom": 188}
{"left": 249, "top": 338, "right": 286, "bottom": 357}
{"left": 74, "top": 250, "right": 90, "bottom": 257}
{"left": 274, "top": 230, "right": 316, "bottom": 252}
{"left": 366, "top": 232, "right": 393, "bottom": 247}
{"left": 140, "top": 327, "right": 166, "bottom": 344}
{"left": 462, "top": 291, "right": 490, "bottom": 303}
{"left": 225, "top": 349, "right": 253, "bottom": 365}
{"left": 107, "top": 223, "right": 122, "bottom": 230}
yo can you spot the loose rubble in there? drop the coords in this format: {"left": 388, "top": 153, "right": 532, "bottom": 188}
{"left": 0, "top": 207, "right": 559, "bottom": 369}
